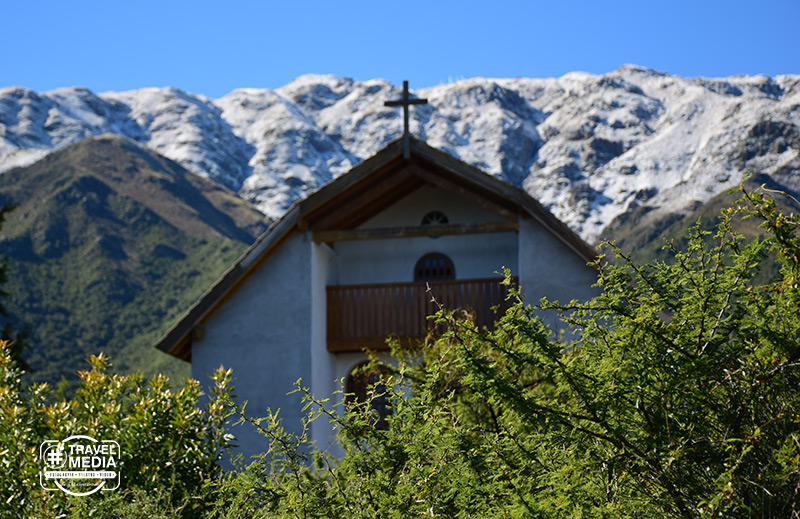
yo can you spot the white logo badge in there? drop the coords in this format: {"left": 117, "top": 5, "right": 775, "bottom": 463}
{"left": 40, "top": 435, "right": 120, "bottom": 496}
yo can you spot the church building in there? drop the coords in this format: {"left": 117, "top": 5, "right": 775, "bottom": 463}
{"left": 155, "top": 86, "right": 599, "bottom": 458}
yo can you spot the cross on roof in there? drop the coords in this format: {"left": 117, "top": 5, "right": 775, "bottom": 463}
{"left": 385, "top": 80, "right": 428, "bottom": 158}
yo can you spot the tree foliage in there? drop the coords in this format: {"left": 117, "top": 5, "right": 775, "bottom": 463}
{"left": 1, "top": 190, "right": 798, "bottom": 517}
{"left": 0, "top": 347, "right": 233, "bottom": 518}
{"left": 211, "top": 189, "right": 799, "bottom": 518}
{"left": 0, "top": 204, "right": 31, "bottom": 372}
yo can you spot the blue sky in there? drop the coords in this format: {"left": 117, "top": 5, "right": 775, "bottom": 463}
{"left": 3, "top": 0, "right": 798, "bottom": 98}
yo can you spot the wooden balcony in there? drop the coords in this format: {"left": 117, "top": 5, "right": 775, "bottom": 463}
{"left": 326, "top": 277, "right": 516, "bottom": 352}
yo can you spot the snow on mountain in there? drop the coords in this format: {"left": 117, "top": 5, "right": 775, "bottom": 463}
{"left": 216, "top": 86, "right": 359, "bottom": 219}
{"left": 1, "top": 66, "right": 798, "bottom": 242}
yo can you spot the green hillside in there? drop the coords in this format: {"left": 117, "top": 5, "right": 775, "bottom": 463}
{"left": 600, "top": 173, "right": 800, "bottom": 282}
{"left": 0, "top": 135, "right": 267, "bottom": 385}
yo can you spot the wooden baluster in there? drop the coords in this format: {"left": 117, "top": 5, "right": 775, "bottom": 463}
{"left": 355, "top": 286, "right": 362, "bottom": 340}
{"left": 367, "top": 285, "right": 373, "bottom": 340}
{"left": 389, "top": 284, "right": 396, "bottom": 337}
{"left": 377, "top": 285, "right": 384, "bottom": 340}
{"left": 482, "top": 280, "right": 488, "bottom": 329}
{"left": 366, "top": 286, "right": 372, "bottom": 339}
{"left": 374, "top": 285, "right": 381, "bottom": 339}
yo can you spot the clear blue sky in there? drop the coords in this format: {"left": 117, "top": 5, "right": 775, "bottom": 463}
{"left": 3, "top": 0, "right": 798, "bottom": 98}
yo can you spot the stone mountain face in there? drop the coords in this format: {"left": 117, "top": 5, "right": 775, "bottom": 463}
{"left": 2, "top": 65, "right": 799, "bottom": 243}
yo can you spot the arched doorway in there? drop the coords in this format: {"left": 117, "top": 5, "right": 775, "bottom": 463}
{"left": 345, "top": 362, "right": 391, "bottom": 430}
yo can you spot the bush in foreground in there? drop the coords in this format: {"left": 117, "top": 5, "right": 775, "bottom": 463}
{"left": 2, "top": 189, "right": 798, "bottom": 518}
{"left": 212, "top": 189, "right": 799, "bottom": 518}
{"left": 0, "top": 348, "right": 233, "bottom": 518}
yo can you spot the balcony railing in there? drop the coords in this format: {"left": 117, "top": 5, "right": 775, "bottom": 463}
{"left": 326, "top": 277, "right": 516, "bottom": 352}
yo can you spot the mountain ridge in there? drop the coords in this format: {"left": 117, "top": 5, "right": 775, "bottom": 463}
{"left": 1, "top": 68, "right": 799, "bottom": 383}
{"left": 3, "top": 66, "right": 798, "bottom": 243}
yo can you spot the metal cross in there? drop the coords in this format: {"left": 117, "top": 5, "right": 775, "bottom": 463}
{"left": 385, "top": 80, "right": 428, "bottom": 158}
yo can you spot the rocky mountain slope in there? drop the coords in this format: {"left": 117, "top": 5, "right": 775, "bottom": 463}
{"left": 0, "top": 135, "right": 267, "bottom": 383}
{"left": 3, "top": 65, "right": 798, "bottom": 244}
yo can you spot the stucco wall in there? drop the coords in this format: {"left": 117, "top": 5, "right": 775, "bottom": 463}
{"left": 360, "top": 184, "right": 502, "bottom": 228}
{"left": 310, "top": 240, "right": 336, "bottom": 450}
{"left": 333, "top": 185, "right": 518, "bottom": 285}
{"left": 518, "top": 216, "right": 600, "bottom": 332}
{"left": 332, "top": 233, "right": 518, "bottom": 285}
{"left": 311, "top": 184, "right": 520, "bottom": 448}
{"left": 192, "top": 232, "right": 313, "bottom": 460}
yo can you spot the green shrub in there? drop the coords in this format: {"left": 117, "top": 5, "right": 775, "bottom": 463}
{"left": 3, "top": 189, "right": 798, "bottom": 518}
{"left": 213, "top": 189, "right": 799, "bottom": 518}
{"left": 0, "top": 348, "right": 233, "bottom": 518}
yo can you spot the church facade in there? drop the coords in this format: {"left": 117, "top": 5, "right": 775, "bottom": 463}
{"left": 155, "top": 137, "right": 600, "bottom": 458}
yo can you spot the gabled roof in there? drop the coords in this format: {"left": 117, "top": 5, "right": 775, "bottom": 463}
{"left": 155, "top": 137, "right": 597, "bottom": 361}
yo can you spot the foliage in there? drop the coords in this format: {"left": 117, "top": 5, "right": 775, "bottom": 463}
{"left": 0, "top": 346, "right": 233, "bottom": 518}
{"left": 0, "top": 204, "right": 31, "bottom": 372}
{"left": 211, "top": 189, "right": 800, "bottom": 518}
{"left": 598, "top": 172, "right": 798, "bottom": 278}
{"left": 0, "top": 136, "right": 265, "bottom": 386}
{"left": 2, "top": 189, "right": 798, "bottom": 517}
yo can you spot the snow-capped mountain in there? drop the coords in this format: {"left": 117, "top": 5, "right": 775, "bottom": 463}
{"left": 2, "top": 65, "right": 798, "bottom": 242}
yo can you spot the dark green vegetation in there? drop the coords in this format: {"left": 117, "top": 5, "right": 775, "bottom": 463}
{"left": 0, "top": 135, "right": 267, "bottom": 384}
{"left": 601, "top": 172, "right": 800, "bottom": 271}
{"left": 0, "top": 203, "right": 32, "bottom": 371}
{"left": 1, "top": 191, "right": 798, "bottom": 517}
{"left": 210, "top": 189, "right": 799, "bottom": 518}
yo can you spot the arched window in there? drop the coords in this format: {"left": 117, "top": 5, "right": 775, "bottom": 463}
{"left": 345, "top": 362, "right": 391, "bottom": 430}
{"left": 421, "top": 210, "right": 449, "bottom": 226}
{"left": 414, "top": 252, "right": 455, "bottom": 282}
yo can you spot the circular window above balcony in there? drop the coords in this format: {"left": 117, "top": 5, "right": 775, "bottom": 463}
{"left": 421, "top": 211, "right": 449, "bottom": 226}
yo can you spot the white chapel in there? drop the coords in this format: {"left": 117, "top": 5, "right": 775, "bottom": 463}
{"left": 155, "top": 87, "right": 599, "bottom": 458}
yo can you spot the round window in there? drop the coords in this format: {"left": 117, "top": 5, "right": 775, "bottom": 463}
{"left": 421, "top": 211, "right": 449, "bottom": 226}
